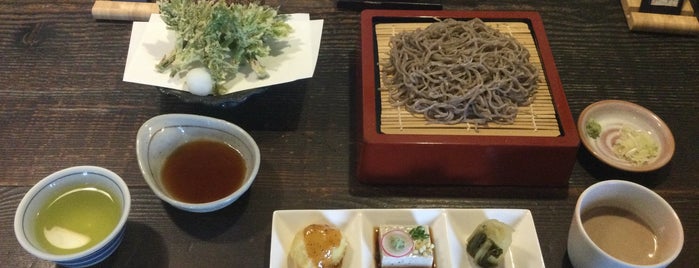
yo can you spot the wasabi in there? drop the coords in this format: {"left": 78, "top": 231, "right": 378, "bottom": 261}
{"left": 585, "top": 119, "right": 602, "bottom": 139}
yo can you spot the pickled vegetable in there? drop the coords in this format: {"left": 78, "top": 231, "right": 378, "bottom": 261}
{"left": 466, "top": 219, "right": 513, "bottom": 267}
{"left": 380, "top": 230, "right": 413, "bottom": 257}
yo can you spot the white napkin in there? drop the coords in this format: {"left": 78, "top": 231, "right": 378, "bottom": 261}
{"left": 124, "top": 13, "right": 323, "bottom": 95}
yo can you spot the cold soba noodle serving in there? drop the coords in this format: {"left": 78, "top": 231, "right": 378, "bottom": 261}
{"left": 382, "top": 18, "right": 538, "bottom": 125}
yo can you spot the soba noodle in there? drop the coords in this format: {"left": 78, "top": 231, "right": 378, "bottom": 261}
{"left": 382, "top": 18, "right": 538, "bottom": 124}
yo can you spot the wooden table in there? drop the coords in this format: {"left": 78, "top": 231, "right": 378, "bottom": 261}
{"left": 1, "top": 0, "right": 697, "bottom": 267}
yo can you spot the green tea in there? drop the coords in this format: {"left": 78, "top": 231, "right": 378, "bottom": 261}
{"left": 34, "top": 186, "right": 121, "bottom": 255}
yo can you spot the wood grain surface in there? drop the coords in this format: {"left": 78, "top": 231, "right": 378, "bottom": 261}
{"left": 0, "top": 0, "right": 697, "bottom": 267}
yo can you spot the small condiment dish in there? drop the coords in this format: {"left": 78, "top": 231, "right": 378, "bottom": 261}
{"left": 14, "top": 166, "right": 130, "bottom": 268}
{"left": 577, "top": 100, "right": 675, "bottom": 172}
{"left": 136, "top": 113, "right": 260, "bottom": 213}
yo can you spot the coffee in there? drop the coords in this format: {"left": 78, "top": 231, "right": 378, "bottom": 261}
{"left": 582, "top": 206, "right": 660, "bottom": 265}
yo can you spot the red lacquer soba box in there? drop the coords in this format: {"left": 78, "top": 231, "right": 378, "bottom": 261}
{"left": 356, "top": 10, "right": 579, "bottom": 186}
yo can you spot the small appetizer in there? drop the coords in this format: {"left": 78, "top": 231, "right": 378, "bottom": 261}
{"left": 377, "top": 225, "right": 435, "bottom": 267}
{"left": 466, "top": 219, "right": 513, "bottom": 267}
{"left": 290, "top": 224, "right": 348, "bottom": 268}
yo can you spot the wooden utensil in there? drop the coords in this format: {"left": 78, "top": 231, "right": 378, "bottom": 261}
{"left": 92, "top": 1, "right": 159, "bottom": 21}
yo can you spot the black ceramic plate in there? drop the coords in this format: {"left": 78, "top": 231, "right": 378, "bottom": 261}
{"left": 157, "top": 87, "right": 268, "bottom": 108}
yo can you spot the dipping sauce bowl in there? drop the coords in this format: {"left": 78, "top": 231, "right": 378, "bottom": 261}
{"left": 14, "top": 166, "right": 131, "bottom": 268}
{"left": 136, "top": 113, "right": 260, "bottom": 213}
{"left": 568, "top": 180, "right": 683, "bottom": 268}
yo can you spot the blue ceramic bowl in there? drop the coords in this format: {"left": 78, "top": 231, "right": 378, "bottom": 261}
{"left": 14, "top": 166, "right": 131, "bottom": 268}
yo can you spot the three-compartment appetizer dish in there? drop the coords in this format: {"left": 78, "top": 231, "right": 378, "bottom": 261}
{"left": 289, "top": 224, "right": 348, "bottom": 268}
{"left": 377, "top": 225, "right": 435, "bottom": 267}
{"left": 270, "top": 209, "right": 543, "bottom": 267}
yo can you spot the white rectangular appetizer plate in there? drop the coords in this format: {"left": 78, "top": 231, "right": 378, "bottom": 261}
{"left": 270, "top": 209, "right": 545, "bottom": 268}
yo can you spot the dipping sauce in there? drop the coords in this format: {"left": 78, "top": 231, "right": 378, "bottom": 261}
{"left": 162, "top": 140, "right": 246, "bottom": 203}
{"left": 582, "top": 206, "right": 660, "bottom": 265}
{"left": 34, "top": 186, "right": 121, "bottom": 255}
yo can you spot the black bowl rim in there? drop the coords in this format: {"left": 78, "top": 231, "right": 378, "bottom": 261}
{"left": 157, "top": 87, "right": 268, "bottom": 108}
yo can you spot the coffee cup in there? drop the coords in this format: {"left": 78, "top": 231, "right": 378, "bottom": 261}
{"left": 567, "top": 180, "right": 683, "bottom": 268}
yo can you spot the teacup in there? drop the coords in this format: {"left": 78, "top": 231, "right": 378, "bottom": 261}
{"left": 14, "top": 166, "right": 130, "bottom": 268}
{"left": 567, "top": 180, "right": 683, "bottom": 268}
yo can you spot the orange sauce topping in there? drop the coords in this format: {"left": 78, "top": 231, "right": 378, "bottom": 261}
{"left": 303, "top": 224, "right": 342, "bottom": 268}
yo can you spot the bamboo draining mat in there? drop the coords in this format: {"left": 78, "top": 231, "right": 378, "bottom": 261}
{"left": 376, "top": 21, "right": 561, "bottom": 137}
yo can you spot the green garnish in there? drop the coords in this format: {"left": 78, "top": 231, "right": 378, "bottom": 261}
{"left": 585, "top": 118, "right": 602, "bottom": 139}
{"left": 612, "top": 126, "right": 659, "bottom": 165}
{"left": 156, "top": 0, "right": 292, "bottom": 94}
{"left": 390, "top": 235, "right": 406, "bottom": 250}
{"left": 409, "top": 226, "right": 429, "bottom": 240}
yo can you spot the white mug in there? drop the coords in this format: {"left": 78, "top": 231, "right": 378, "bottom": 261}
{"left": 567, "top": 180, "right": 683, "bottom": 268}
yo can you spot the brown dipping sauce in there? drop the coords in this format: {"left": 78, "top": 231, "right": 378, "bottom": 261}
{"left": 582, "top": 206, "right": 661, "bottom": 265}
{"left": 162, "top": 140, "right": 246, "bottom": 203}
{"left": 303, "top": 224, "right": 343, "bottom": 268}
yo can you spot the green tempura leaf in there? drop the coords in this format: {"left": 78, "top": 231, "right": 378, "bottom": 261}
{"left": 156, "top": 0, "right": 292, "bottom": 94}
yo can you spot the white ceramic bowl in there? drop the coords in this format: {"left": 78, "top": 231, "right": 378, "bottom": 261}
{"left": 136, "top": 113, "right": 260, "bottom": 213}
{"left": 568, "top": 180, "right": 683, "bottom": 268}
{"left": 577, "top": 100, "right": 675, "bottom": 172}
{"left": 14, "top": 166, "right": 131, "bottom": 268}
